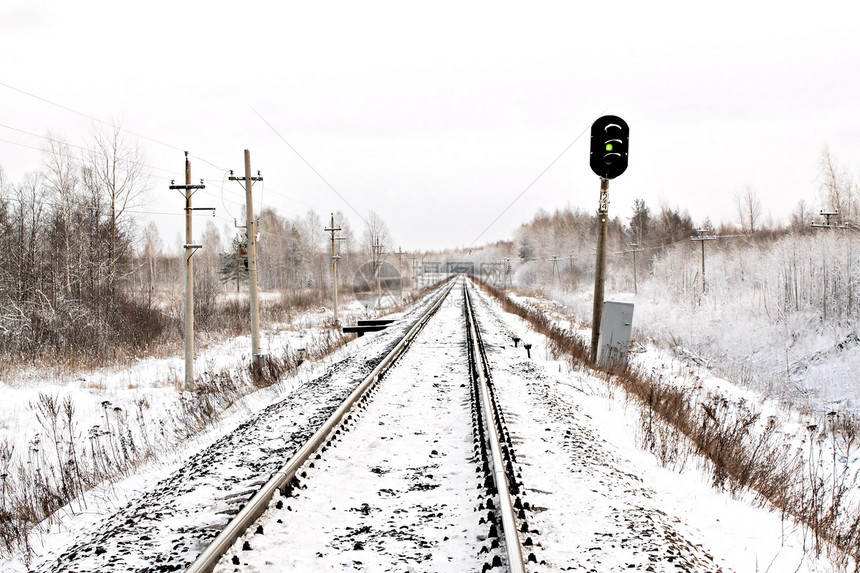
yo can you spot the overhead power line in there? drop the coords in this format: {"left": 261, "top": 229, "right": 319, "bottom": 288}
{"left": 0, "top": 122, "right": 180, "bottom": 177}
{"left": 468, "top": 109, "right": 607, "bottom": 248}
{"left": 0, "top": 130, "right": 310, "bottom": 219}
{"left": 0, "top": 80, "right": 185, "bottom": 151}
{"left": 251, "top": 107, "right": 368, "bottom": 226}
{"left": 0, "top": 80, "right": 226, "bottom": 173}
{"left": 0, "top": 136, "right": 181, "bottom": 186}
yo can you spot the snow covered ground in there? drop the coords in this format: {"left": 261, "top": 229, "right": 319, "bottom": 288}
{"left": 2, "top": 280, "right": 857, "bottom": 571}
{"left": 0, "top": 298, "right": 382, "bottom": 570}
{"left": 544, "top": 287, "right": 860, "bottom": 418}
{"left": 502, "top": 288, "right": 859, "bottom": 571}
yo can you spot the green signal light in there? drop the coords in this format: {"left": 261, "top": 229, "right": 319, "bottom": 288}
{"left": 605, "top": 143, "right": 613, "bottom": 151}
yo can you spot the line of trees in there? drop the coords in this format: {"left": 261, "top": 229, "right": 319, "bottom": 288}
{"left": 496, "top": 147, "right": 859, "bottom": 308}
{"left": 0, "top": 129, "right": 169, "bottom": 365}
{"left": 0, "top": 129, "right": 404, "bottom": 368}
{"left": 5, "top": 130, "right": 855, "bottom": 367}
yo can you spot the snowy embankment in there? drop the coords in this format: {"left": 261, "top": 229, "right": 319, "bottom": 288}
{"left": 504, "top": 287, "right": 859, "bottom": 570}
{"left": 0, "top": 298, "right": 381, "bottom": 570}
{"left": 545, "top": 284, "right": 860, "bottom": 418}
{"left": 3, "top": 278, "right": 858, "bottom": 571}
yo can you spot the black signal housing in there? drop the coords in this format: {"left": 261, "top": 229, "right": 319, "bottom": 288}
{"left": 589, "top": 115, "right": 629, "bottom": 180}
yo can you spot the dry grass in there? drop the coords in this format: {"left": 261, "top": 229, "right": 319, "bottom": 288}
{"left": 0, "top": 320, "right": 351, "bottom": 562}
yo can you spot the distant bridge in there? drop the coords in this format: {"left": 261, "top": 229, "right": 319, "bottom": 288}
{"left": 446, "top": 262, "right": 475, "bottom": 275}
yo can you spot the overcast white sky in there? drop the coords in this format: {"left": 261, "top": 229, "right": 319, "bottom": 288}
{"left": 1, "top": 0, "right": 859, "bottom": 252}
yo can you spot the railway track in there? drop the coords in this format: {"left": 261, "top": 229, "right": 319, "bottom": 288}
{"left": 32, "top": 276, "right": 730, "bottom": 572}
{"left": 193, "top": 277, "right": 530, "bottom": 572}
{"left": 32, "top": 281, "right": 458, "bottom": 573}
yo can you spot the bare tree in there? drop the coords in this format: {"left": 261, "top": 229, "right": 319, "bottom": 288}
{"left": 362, "top": 211, "right": 393, "bottom": 265}
{"left": 141, "top": 222, "right": 162, "bottom": 307}
{"left": 302, "top": 210, "right": 326, "bottom": 289}
{"left": 12, "top": 173, "right": 47, "bottom": 302}
{"left": 197, "top": 220, "right": 223, "bottom": 284}
{"left": 629, "top": 198, "right": 652, "bottom": 245}
{"left": 819, "top": 146, "right": 857, "bottom": 224}
{"left": 43, "top": 134, "right": 79, "bottom": 298}
{"left": 656, "top": 203, "right": 694, "bottom": 246}
{"left": 790, "top": 199, "right": 814, "bottom": 232}
{"left": 735, "top": 186, "right": 762, "bottom": 234}
{"left": 86, "top": 125, "right": 151, "bottom": 285}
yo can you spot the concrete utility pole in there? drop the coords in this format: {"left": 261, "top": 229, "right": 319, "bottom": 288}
{"left": 590, "top": 178, "right": 610, "bottom": 362}
{"left": 812, "top": 209, "right": 847, "bottom": 230}
{"left": 549, "top": 255, "right": 561, "bottom": 289}
{"left": 690, "top": 228, "right": 716, "bottom": 295}
{"left": 229, "top": 150, "right": 264, "bottom": 366}
{"left": 169, "top": 153, "right": 210, "bottom": 392}
{"left": 325, "top": 214, "right": 342, "bottom": 324}
{"left": 625, "top": 243, "right": 644, "bottom": 295}
{"left": 411, "top": 254, "right": 417, "bottom": 291}
{"left": 811, "top": 209, "right": 848, "bottom": 321}
{"left": 374, "top": 236, "right": 384, "bottom": 308}
{"left": 398, "top": 247, "right": 403, "bottom": 300}
{"left": 568, "top": 254, "right": 574, "bottom": 287}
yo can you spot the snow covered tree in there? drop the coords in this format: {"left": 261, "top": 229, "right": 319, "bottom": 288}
{"left": 518, "top": 238, "right": 535, "bottom": 262}
{"left": 629, "top": 198, "right": 652, "bottom": 245}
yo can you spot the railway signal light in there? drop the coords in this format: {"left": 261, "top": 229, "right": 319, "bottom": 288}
{"left": 588, "top": 115, "right": 628, "bottom": 362}
{"left": 589, "top": 115, "right": 629, "bottom": 180}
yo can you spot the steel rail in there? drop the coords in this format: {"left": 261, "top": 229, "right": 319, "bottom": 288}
{"left": 463, "top": 281, "right": 526, "bottom": 573}
{"left": 185, "top": 279, "right": 457, "bottom": 573}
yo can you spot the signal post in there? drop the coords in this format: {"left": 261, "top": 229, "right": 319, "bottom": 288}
{"left": 588, "top": 115, "right": 629, "bottom": 362}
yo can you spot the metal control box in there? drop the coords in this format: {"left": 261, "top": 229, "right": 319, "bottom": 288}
{"left": 596, "top": 301, "right": 634, "bottom": 368}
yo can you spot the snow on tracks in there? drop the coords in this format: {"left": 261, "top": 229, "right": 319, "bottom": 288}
{"left": 211, "top": 281, "right": 487, "bottom": 572}
{"left": 32, "top": 289, "right": 448, "bottom": 573}
{"left": 468, "top": 284, "right": 728, "bottom": 572}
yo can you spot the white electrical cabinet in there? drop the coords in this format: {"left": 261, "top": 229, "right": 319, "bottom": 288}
{"left": 596, "top": 301, "right": 634, "bottom": 368}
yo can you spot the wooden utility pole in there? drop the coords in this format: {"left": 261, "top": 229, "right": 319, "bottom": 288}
{"left": 690, "top": 228, "right": 716, "bottom": 295}
{"left": 169, "top": 153, "right": 210, "bottom": 392}
{"left": 625, "top": 243, "right": 644, "bottom": 295}
{"left": 325, "top": 214, "right": 342, "bottom": 324}
{"left": 590, "top": 178, "right": 610, "bottom": 362}
{"left": 229, "top": 150, "right": 264, "bottom": 366}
